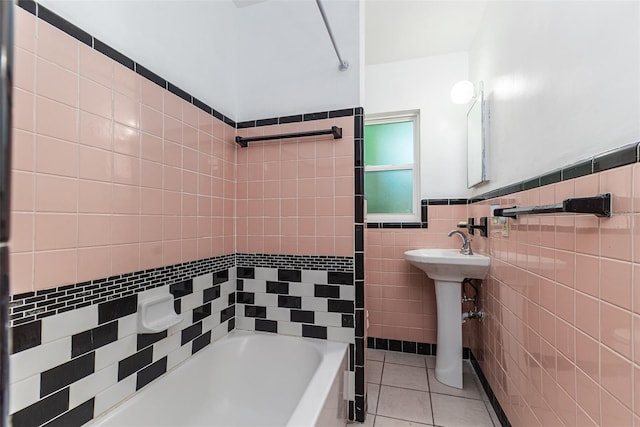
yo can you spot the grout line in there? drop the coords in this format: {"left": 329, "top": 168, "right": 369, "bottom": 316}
{"left": 425, "top": 359, "right": 435, "bottom": 425}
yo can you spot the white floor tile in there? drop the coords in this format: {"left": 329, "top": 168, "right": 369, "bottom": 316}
{"left": 367, "top": 360, "right": 384, "bottom": 384}
{"left": 384, "top": 352, "right": 426, "bottom": 368}
{"left": 428, "top": 369, "right": 482, "bottom": 400}
{"left": 374, "top": 415, "right": 433, "bottom": 426}
{"left": 367, "top": 348, "right": 386, "bottom": 362}
{"left": 368, "top": 383, "right": 380, "bottom": 414}
{"left": 361, "top": 413, "right": 375, "bottom": 427}
{"left": 484, "top": 400, "right": 500, "bottom": 426}
{"left": 425, "top": 356, "right": 436, "bottom": 369}
{"left": 377, "top": 385, "right": 433, "bottom": 425}
{"left": 382, "top": 363, "right": 429, "bottom": 391}
{"left": 431, "top": 393, "right": 494, "bottom": 427}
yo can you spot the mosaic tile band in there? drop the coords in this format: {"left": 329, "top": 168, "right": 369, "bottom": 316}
{"left": 9, "top": 254, "right": 355, "bottom": 327}
{"left": 236, "top": 253, "right": 353, "bottom": 272}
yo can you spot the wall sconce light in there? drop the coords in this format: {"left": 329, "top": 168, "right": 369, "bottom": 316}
{"left": 450, "top": 80, "right": 475, "bottom": 104}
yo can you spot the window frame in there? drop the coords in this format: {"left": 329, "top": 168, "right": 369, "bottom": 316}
{"left": 364, "top": 110, "right": 421, "bottom": 224}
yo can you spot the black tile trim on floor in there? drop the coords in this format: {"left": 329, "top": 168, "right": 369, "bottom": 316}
{"left": 368, "top": 337, "right": 438, "bottom": 357}
{"left": 366, "top": 337, "right": 509, "bottom": 427}
{"left": 469, "top": 350, "right": 511, "bottom": 427}
{"left": 367, "top": 336, "right": 474, "bottom": 359}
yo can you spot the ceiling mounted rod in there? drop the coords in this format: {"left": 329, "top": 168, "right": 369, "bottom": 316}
{"left": 235, "top": 126, "right": 343, "bottom": 147}
{"left": 315, "top": 0, "right": 349, "bottom": 71}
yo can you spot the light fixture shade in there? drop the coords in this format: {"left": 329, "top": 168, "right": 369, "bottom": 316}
{"left": 450, "top": 80, "right": 475, "bottom": 104}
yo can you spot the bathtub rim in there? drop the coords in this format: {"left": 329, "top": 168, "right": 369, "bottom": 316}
{"left": 284, "top": 332, "right": 348, "bottom": 426}
{"left": 90, "top": 330, "right": 349, "bottom": 426}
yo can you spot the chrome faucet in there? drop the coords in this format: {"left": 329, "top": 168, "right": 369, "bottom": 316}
{"left": 448, "top": 230, "right": 473, "bottom": 255}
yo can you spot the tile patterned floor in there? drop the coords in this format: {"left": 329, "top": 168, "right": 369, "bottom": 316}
{"left": 361, "top": 349, "right": 501, "bottom": 427}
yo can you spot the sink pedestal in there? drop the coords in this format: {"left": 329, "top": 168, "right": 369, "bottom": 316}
{"left": 434, "top": 279, "right": 463, "bottom": 389}
{"left": 403, "top": 248, "right": 490, "bottom": 390}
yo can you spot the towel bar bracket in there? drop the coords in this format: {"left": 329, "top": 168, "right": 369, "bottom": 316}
{"left": 493, "top": 193, "right": 612, "bottom": 218}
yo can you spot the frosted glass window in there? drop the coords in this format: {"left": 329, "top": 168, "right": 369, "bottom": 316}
{"left": 364, "top": 122, "right": 414, "bottom": 165}
{"left": 365, "top": 170, "right": 413, "bottom": 213}
{"left": 364, "top": 111, "right": 419, "bottom": 222}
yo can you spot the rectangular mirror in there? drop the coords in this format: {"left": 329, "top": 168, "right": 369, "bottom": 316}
{"left": 467, "top": 89, "right": 487, "bottom": 188}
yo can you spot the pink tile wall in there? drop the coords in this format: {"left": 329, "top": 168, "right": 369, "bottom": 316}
{"left": 366, "top": 164, "right": 640, "bottom": 425}
{"left": 365, "top": 204, "right": 471, "bottom": 343}
{"left": 235, "top": 118, "right": 354, "bottom": 257}
{"left": 468, "top": 164, "right": 640, "bottom": 426}
{"left": 10, "top": 8, "right": 236, "bottom": 294}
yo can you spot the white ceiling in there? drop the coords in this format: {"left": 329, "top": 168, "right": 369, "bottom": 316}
{"left": 365, "top": 0, "right": 488, "bottom": 65}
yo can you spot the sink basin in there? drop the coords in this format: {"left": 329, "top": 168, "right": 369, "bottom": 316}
{"left": 404, "top": 248, "right": 490, "bottom": 389}
{"left": 404, "top": 248, "right": 489, "bottom": 282}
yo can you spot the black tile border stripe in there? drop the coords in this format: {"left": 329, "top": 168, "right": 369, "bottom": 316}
{"left": 366, "top": 141, "right": 640, "bottom": 217}
{"left": 20, "top": 0, "right": 637, "bottom": 201}
{"left": 474, "top": 141, "right": 639, "bottom": 201}
{"left": 94, "top": 39, "right": 134, "bottom": 70}
{"left": 366, "top": 199, "right": 429, "bottom": 229}
{"left": 9, "top": 253, "right": 356, "bottom": 327}
{"left": 16, "top": 0, "right": 242, "bottom": 127}
{"left": 236, "top": 253, "right": 353, "bottom": 272}
{"left": 134, "top": 63, "right": 165, "bottom": 89}
{"left": 17, "top": 0, "right": 37, "bottom": 15}
{"left": 367, "top": 337, "right": 509, "bottom": 427}
{"left": 167, "top": 82, "right": 192, "bottom": 103}
{"left": 353, "top": 111, "right": 365, "bottom": 423}
{"left": 9, "top": 254, "right": 236, "bottom": 327}
{"left": 37, "top": 4, "right": 92, "bottom": 46}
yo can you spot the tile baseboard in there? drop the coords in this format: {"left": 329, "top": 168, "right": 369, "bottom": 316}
{"left": 367, "top": 337, "right": 510, "bottom": 427}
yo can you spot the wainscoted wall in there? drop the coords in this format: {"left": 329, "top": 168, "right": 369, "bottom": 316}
{"left": 234, "top": 111, "right": 366, "bottom": 420}
{"left": 11, "top": 5, "right": 236, "bottom": 296}
{"left": 366, "top": 156, "right": 640, "bottom": 425}
{"left": 235, "top": 255, "right": 355, "bottom": 342}
{"left": 9, "top": 2, "right": 366, "bottom": 425}
{"left": 235, "top": 116, "right": 355, "bottom": 256}
{"left": 470, "top": 164, "right": 640, "bottom": 426}
{"left": 9, "top": 260, "right": 235, "bottom": 426}
{"left": 366, "top": 202, "right": 469, "bottom": 344}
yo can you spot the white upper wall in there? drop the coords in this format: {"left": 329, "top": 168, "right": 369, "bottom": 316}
{"left": 37, "top": 0, "right": 361, "bottom": 122}
{"left": 365, "top": 52, "right": 469, "bottom": 199}
{"left": 234, "top": 0, "right": 360, "bottom": 122}
{"left": 38, "top": 0, "right": 240, "bottom": 118}
{"left": 468, "top": 1, "right": 640, "bottom": 195}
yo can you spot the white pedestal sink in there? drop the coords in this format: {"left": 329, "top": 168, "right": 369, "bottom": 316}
{"left": 404, "top": 248, "right": 490, "bottom": 389}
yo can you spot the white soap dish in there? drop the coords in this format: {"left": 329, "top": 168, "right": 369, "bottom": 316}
{"left": 138, "top": 294, "right": 183, "bottom": 334}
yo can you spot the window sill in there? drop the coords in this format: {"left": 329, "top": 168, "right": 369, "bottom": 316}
{"left": 366, "top": 222, "right": 426, "bottom": 229}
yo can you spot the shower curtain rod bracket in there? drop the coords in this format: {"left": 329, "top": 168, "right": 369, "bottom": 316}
{"left": 316, "top": 0, "right": 349, "bottom": 71}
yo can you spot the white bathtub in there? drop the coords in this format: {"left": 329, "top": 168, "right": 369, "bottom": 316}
{"left": 91, "top": 331, "right": 349, "bottom": 427}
